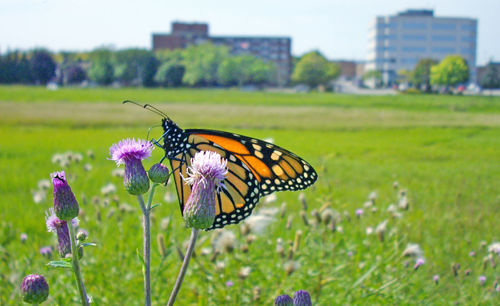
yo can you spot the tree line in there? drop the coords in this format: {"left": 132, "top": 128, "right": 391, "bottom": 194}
{"left": 0, "top": 45, "right": 342, "bottom": 88}
{"left": 0, "top": 44, "right": 279, "bottom": 87}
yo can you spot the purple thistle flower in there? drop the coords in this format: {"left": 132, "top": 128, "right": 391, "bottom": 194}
{"left": 39, "top": 246, "right": 53, "bottom": 258}
{"left": 293, "top": 290, "right": 312, "bottom": 306}
{"left": 414, "top": 258, "right": 425, "bottom": 270}
{"left": 225, "top": 280, "right": 234, "bottom": 287}
{"left": 21, "top": 274, "right": 49, "bottom": 304}
{"left": 20, "top": 233, "right": 28, "bottom": 243}
{"left": 148, "top": 163, "right": 170, "bottom": 184}
{"left": 433, "top": 274, "right": 439, "bottom": 284}
{"left": 109, "top": 138, "right": 153, "bottom": 195}
{"left": 469, "top": 251, "right": 476, "bottom": 257}
{"left": 355, "top": 208, "right": 363, "bottom": 218}
{"left": 45, "top": 208, "right": 78, "bottom": 257}
{"left": 274, "top": 294, "right": 293, "bottom": 306}
{"left": 51, "top": 171, "right": 79, "bottom": 221}
{"left": 183, "top": 151, "right": 228, "bottom": 229}
{"left": 479, "top": 275, "right": 486, "bottom": 286}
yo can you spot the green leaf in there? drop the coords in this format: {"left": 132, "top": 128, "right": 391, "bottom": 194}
{"left": 150, "top": 203, "right": 160, "bottom": 211}
{"left": 47, "top": 260, "right": 72, "bottom": 269}
{"left": 81, "top": 242, "right": 97, "bottom": 247}
{"left": 136, "top": 248, "right": 145, "bottom": 267}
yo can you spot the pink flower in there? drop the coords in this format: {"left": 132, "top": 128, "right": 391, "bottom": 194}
{"left": 109, "top": 138, "right": 154, "bottom": 195}
{"left": 183, "top": 151, "right": 227, "bottom": 229}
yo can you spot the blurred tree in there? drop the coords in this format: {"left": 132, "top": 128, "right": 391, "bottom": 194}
{"left": 397, "top": 69, "right": 413, "bottom": 84}
{"left": 480, "top": 62, "right": 500, "bottom": 89}
{"left": 88, "top": 61, "right": 114, "bottom": 85}
{"left": 430, "top": 55, "right": 469, "bottom": 87}
{"left": 411, "top": 58, "right": 437, "bottom": 91}
{"left": 65, "top": 65, "right": 87, "bottom": 84}
{"left": 154, "top": 49, "right": 185, "bottom": 87}
{"left": 154, "top": 62, "right": 185, "bottom": 87}
{"left": 0, "top": 51, "right": 24, "bottom": 83}
{"left": 217, "top": 55, "right": 274, "bottom": 86}
{"left": 113, "top": 49, "right": 158, "bottom": 86}
{"left": 292, "top": 51, "right": 340, "bottom": 88}
{"left": 30, "top": 49, "right": 56, "bottom": 85}
{"left": 17, "top": 53, "right": 34, "bottom": 84}
{"left": 87, "top": 48, "right": 114, "bottom": 85}
{"left": 182, "top": 43, "right": 229, "bottom": 86}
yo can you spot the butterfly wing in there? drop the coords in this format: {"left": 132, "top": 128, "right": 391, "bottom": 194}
{"left": 170, "top": 132, "right": 261, "bottom": 230}
{"left": 187, "top": 129, "right": 318, "bottom": 196}
{"left": 170, "top": 129, "right": 317, "bottom": 230}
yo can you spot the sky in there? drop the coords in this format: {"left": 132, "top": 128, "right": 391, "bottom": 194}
{"left": 0, "top": 0, "right": 499, "bottom": 65}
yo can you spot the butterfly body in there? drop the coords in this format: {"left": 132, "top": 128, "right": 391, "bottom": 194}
{"left": 161, "top": 118, "right": 317, "bottom": 230}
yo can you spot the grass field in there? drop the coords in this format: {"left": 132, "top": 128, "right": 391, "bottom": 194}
{"left": 0, "top": 86, "right": 499, "bottom": 305}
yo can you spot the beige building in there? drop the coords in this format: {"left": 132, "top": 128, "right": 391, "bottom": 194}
{"left": 366, "top": 9, "right": 477, "bottom": 86}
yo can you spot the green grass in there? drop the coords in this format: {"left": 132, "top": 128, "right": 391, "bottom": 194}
{"left": 0, "top": 86, "right": 499, "bottom": 305}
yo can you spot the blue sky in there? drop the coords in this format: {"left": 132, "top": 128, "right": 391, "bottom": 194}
{"left": 0, "top": 0, "right": 498, "bottom": 65}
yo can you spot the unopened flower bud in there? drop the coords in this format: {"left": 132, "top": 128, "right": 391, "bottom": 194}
{"left": 274, "top": 294, "right": 293, "bottom": 306}
{"left": 51, "top": 171, "right": 79, "bottom": 221}
{"left": 21, "top": 274, "right": 49, "bottom": 304}
{"left": 293, "top": 290, "right": 312, "bottom": 306}
{"left": 76, "top": 230, "right": 88, "bottom": 242}
{"left": 148, "top": 163, "right": 170, "bottom": 184}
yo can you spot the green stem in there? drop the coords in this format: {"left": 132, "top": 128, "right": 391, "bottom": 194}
{"left": 167, "top": 228, "right": 199, "bottom": 306}
{"left": 137, "top": 194, "right": 151, "bottom": 306}
{"left": 68, "top": 221, "right": 89, "bottom": 306}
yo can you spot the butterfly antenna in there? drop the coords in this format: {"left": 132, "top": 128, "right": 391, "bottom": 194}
{"left": 144, "top": 104, "right": 170, "bottom": 120}
{"left": 123, "top": 100, "right": 168, "bottom": 118}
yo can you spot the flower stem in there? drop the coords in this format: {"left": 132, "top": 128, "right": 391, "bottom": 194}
{"left": 68, "top": 222, "right": 89, "bottom": 306}
{"left": 167, "top": 228, "right": 199, "bottom": 306}
{"left": 137, "top": 194, "right": 151, "bottom": 306}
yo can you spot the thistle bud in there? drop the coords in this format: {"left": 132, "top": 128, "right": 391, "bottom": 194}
{"left": 109, "top": 138, "right": 154, "bottom": 195}
{"left": 20, "top": 274, "right": 49, "bottom": 304}
{"left": 51, "top": 171, "right": 79, "bottom": 221}
{"left": 183, "top": 151, "right": 227, "bottom": 229}
{"left": 293, "top": 290, "right": 312, "bottom": 306}
{"left": 148, "top": 163, "right": 170, "bottom": 184}
{"left": 76, "top": 230, "right": 88, "bottom": 242}
{"left": 274, "top": 294, "right": 293, "bottom": 306}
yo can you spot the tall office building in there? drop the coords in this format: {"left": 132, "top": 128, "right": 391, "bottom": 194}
{"left": 366, "top": 9, "right": 477, "bottom": 86}
{"left": 153, "top": 22, "right": 292, "bottom": 85}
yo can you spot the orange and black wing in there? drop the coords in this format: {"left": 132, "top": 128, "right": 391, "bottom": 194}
{"left": 170, "top": 129, "right": 317, "bottom": 230}
{"left": 187, "top": 130, "right": 317, "bottom": 196}
{"left": 170, "top": 133, "right": 261, "bottom": 230}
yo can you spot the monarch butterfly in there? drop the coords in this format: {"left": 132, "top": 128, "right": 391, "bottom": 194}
{"left": 125, "top": 101, "right": 317, "bottom": 230}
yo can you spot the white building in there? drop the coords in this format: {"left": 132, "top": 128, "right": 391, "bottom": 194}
{"left": 366, "top": 9, "right": 477, "bottom": 86}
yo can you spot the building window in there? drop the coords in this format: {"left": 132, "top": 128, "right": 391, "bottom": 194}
{"left": 402, "top": 22, "right": 427, "bottom": 30}
{"left": 432, "top": 23, "right": 456, "bottom": 30}
{"left": 431, "top": 35, "right": 456, "bottom": 42}
{"left": 460, "top": 47, "right": 475, "bottom": 54}
{"left": 461, "top": 36, "right": 475, "bottom": 42}
{"left": 376, "top": 46, "right": 397, "bottom": 52}
{"left": 401, "top": 58, "right": 418, "bottom": 65}
{"left": 401, "top": 46, "right": 426, "bottom": 52}
{"left": 431, "top": 47, "right": 456, "bottom": 53}
{"left": 402, "top": 34, "right": 426, "bottom": 41}
{"left": 461, "top": 24, "right": 476, "bottom": 31}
